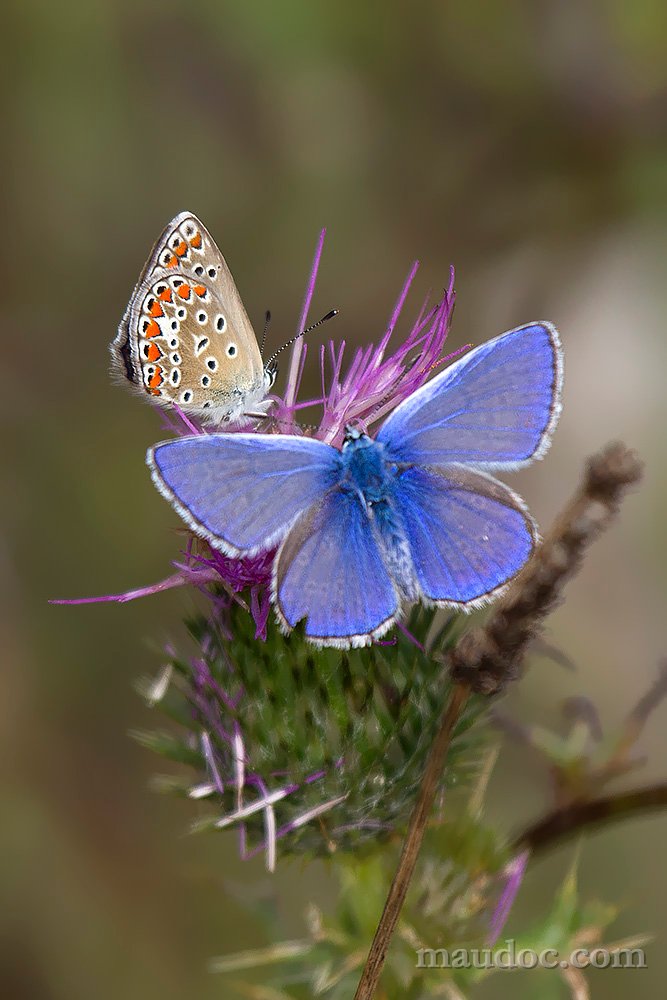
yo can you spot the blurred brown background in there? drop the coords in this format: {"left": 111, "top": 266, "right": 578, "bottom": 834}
{"left": 2, "top": 2, "right": 667, "bottom": 997}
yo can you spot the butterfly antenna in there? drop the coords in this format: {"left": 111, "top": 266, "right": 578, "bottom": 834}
{"left": 264, "top": 309, "right": 338, "bottom": 373}
{"left": 259, "top": 310, "right": 271, "bottom": 358}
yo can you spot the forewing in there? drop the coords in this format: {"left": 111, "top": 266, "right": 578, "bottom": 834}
{"left": 391, "top": 465, "right": 536, "bottom": 606}
{"left": 148, "top": 434, "right": 340, "bottom": 556}
{"left": 112, "top": 212, "right": 265, "bottom": 419}
{"left": 274, "top": 489, "right": 399, "bottom": 647}
{"left": 377, "top": 323, "right": 562, "bottom": 469}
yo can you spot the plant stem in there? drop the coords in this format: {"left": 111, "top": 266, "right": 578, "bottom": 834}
{"left": 513, "top": 783, "right": 667, "bottom": 856}
{"left": 353, "top": 681, "right": 471, "bottom": 1000}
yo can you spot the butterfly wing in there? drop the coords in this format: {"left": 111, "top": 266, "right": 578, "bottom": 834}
{"left": 386, "top": 465, "right": 536, "bottom": 606}
{"left": 148, "top": 434, "right": 340, "bottom": 556}
{"left": 376, "top": 322, "right": 562, "bottom": 469}
{"left": 112, "top": 212, "right": 268, "bottom": 423}
{"left": 273, "top": 488, "right": 399, "bottom": 647}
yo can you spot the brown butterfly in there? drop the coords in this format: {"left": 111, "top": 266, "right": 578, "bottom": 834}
{"left": 111, "top": 211, "right": 274, "bottom": 424}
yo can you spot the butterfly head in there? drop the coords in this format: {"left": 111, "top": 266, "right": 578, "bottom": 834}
{"left": 342, "top": 424, "right": 366, "bottom": 446}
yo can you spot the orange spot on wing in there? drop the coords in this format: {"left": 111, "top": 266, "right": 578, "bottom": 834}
{"left": 193, "top": 284, "right": 207, "bottom": 297}
{"left": 174, "top": 240, "right": 188, "bottom": 257}
{"left": 149, "top": 388, "right": 162, "bottom": 397}
{"left": 148, "top": 366, "right": 164, "bottom": 390}
{"left": 157, "top": 287, "right": 173, "bottom": 302}
{"left": 145, "top": 341, "right": 162, "bottom": 362}
{"left": 165, "top": 255, "right": 178, "bottom": 268}
{"left": 190, "top": 232, "right": 202, "bottom": 249}
{"left": 148, "top": 300, "right": 164, "bottom": 317}
{"left": 176, "top": 283, "right": 191, "bottom": 300}
{"left": 145, "top": 319, "right": 161, "bottom": 338}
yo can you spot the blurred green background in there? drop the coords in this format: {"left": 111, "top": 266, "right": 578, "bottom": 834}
{"left": 3, "top": 1, "right": 667, "bottom": 997}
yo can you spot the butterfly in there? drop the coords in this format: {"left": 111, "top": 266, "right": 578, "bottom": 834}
{"left": 111, "top": 211, "right": 274, "bottom": 424}
{"left": 147, "top": 322, "right": 563, "bottom": 647}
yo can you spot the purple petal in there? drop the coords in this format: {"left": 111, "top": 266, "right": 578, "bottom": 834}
{"left": 487, "top": 850, "right": 529, "bottom": 946}
{"left": 283, "top": 228, "right": 327, "bottom": 411}
{"left": 51, "top": 567, "right": 219, "bottom": 605}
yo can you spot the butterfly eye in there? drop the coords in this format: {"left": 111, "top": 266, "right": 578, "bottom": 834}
{"left": 226, "top": 343, "right": 237, "bottom": 358}
{"left": 215, "top": 315, "right": 226, "bottom": 332}
{"left": 207, "top": 267, "right": 216, "bottom": 278}
{"left": 206, "top": 358, "right": 218, "bottom": 372}
{"left": 181, "top": 390, "right": 193, "bottom": 403}
{"left": 171, "top": 369, "right": 181, "bottom": 386}
{"left": 170, "top": 320, "right": 179, "bottom": 332}
{"left": 171, "top": 352, "right": 181, "bottom": 364}
{"left": 201, "top": 375, "right": 211, "bottom": 387}
{"left": 169, "top": 337, "right": 179, "bottom": 348}
{"left": 177, "top": 308, "right": 186, "bottom": 319}
{"left": 196, "top": 311, "right": 208, "bottom": 324}
{"left": 196, "top": 337, "right": 209, "bottom": 356}
{"left": 194, "top": 265, "right": 205, "bottom": 277}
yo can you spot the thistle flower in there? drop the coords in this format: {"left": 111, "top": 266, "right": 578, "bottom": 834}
{"left": 60, "top": 234, "right": 486, "bottom": 871}
{"left": 139, "top": 603, "right": 486, "bottom": 871}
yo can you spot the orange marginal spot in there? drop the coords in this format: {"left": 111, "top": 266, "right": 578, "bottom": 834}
{"left": 174, "top": 240, "right": 188, "bottom": 257}
{"left": 148, "top": 366, "right": 164, "bottom": 390}
{"left": 165, "top": 254, "right": 178, "bottom": 268}
{"left": 145, "top": 319, "right": 161, "bottom": 338}
{"left": 149, "top": 388, "right": 162, "bottom": 397}
{"left": 157, "top": 287, "right": 173, "bottom": 302}
{"left": 190, "top": 232, "right": 202, "bottom": 249}
{"left": 193, "top": 284, "right": 207, "bottom": 297}
{"left": 176, "top": 283, "right": 191, "bottom": 300}
{"left": 148, "top": 300, "right": 164, "bottom": 317}
{"left": 146, "top": 341, "right": 162, "bottom": 362}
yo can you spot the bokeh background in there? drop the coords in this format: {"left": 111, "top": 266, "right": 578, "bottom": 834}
{"left": 3, "top": 2, "right": 667, "bottom": 997}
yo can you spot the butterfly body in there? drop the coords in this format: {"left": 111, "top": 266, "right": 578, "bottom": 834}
{"left": 338, "top": 432, "right": 393, "bottom": 500}
{"left": 148, "top": 321, "right": 563, "bottom": 647}
{"left": 112, "top": 212, "right": 273, "bottom": 424}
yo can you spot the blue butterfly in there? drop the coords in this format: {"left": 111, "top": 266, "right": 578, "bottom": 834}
{"left": 148, "top": 322, "right": 562, "bottom": 648}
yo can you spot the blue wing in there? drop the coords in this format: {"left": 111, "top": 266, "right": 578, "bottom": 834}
{"left": 376, "top": 322, "right": 562, "bottom": 469}
{"left": 273, "top": 488, "right": 399, "bottom": 647}
{"left": 388, "top": 465, "right": 536, "bottom": 606}
{"left": 148, "top": 434, "right": 340, "bottom": 556}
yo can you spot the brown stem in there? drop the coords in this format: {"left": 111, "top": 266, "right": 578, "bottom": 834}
{"left": 353, "top": 682, "right": 471, "bottom": 1000}
{"left": 513, "top": 783, "right": 667, "bottom": 856}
